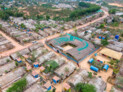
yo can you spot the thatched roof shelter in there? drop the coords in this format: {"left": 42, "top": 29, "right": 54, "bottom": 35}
{"left": 26, "top": 74, "right": 38, "bottom": 87}
{"left": 107, "top": 44, "right": 122, "bottom": 52}
{"left": 54, "top": 62, "right": 76, "bottom": 80}
{"left": 0, "top": 56, "right": 11, "bottom": 66}
{"left": 29, "top": 42, "right": 43, "bottom": 51}
{"left": 0, "top": 61, "right": 16, "bottom": 75}
{"left": 67, "top": 69, "right": 88, "bottom": 86}
{"left": 38, "top": 52, "right": 55, "bottom": 65}
{"left": 0, "top": 67, "right": 25, "bottom": 88}
{"left": 88, "top": 77, "right": 107, "bottom": 92}
{"left": 10, "top": 48, "right": 30, "bottom": 60}
{"left": 49, "top": 34, "right": 96, "bottom": 61}
{"left": 99, "top": 48, "right": 122, "bottom": 60}
{"left": 24, "top": 83, "right": 45, "bottom": 92}
{"left": 54, "top": 57, "right": 65, "bottom": 66}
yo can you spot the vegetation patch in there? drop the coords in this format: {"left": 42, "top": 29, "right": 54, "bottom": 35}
{"left": 6, "top": 78, "right": 27, "bottom": 92}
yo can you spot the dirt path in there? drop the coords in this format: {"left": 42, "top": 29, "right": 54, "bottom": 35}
{"left": 108, "top": 3, "right": 123, "bottom": 7}
{"left": 106, "top": 26, "right": 123, "bottom": 30}
{"left": 0, "top": 9, "right": 109, "bottom": 58}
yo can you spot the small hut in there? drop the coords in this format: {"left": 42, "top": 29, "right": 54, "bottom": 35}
{"left": 33, "top": 62, "right": 39, "bottom": 68}
{"left": 43, "top": 81, "right": 52, "bottom": 91}
{"left": 16, "top": 58, "right": 22, "bottom": 63}
{"left": 40, "top": 66, "right": 45, "bottom": 72}
{"left": 63, "top": 83, "right": 71, "bottom": 91}
{"left": 32, "top": 71, "right": 39, "bottom": 78}
{"left": 52, "top": 76, "right": 60, "bottom": 84}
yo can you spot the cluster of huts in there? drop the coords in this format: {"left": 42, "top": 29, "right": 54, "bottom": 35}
{"left": 67, "top": 69, "right": 107, "bottom": 92}
{"left": 0, "top": 34, "right": 14, "bottom": 53}
{"left": 52, "top": 3, "right": 73, "bottom": 9}
{"left": 0, "top": 42, "right": 76, "bottom": 91}
{"left": 0, "top": 8, "right": 104, "bottom": 45}
{"left": 0, "top": 20, "right": 41, "bottom": 44}
{"left": 115, "top": 61, "right": 123, "bottom": 91}
{"left": 0, "top": 43, "right": 43, "bottom": 90}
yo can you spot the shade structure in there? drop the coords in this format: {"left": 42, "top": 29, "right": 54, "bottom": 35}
{"left": 90, "top": 65, "right": 99, "bottom": 72}
{"left": 103, "top": 64, "right": 109, "bottom": 71}
{"left": 88, "top": 58, "right": 94, "bottom": 63}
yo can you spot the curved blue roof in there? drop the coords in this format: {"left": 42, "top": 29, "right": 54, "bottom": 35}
{"left": 90, "top": 65, "right": 99, "bottom": 72}
{"left": 88, "top": 58, "right": 94, "bottom": 63}
{"left": 103, "top": 64, "right": 109, "bottom": 71}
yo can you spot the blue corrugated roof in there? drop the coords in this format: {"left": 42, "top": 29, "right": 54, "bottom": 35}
{"left": 103, "top": 64, "right": 109, "bottom": 71}
{"left": 90, "top": 65, "right": 99, "bottom": 72}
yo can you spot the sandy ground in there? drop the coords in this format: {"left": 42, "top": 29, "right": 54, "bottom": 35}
{"left": 63, "top": 45, "right": 73, "bottom": 51}
{"left": 108, "top": 3, "right": 123, "bottom": 7}
{"left": 51, "top": 8, "right": 62, "bottom": 11}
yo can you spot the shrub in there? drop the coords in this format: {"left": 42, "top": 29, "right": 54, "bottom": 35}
{"left": 101, "top": 39, "right": 109, "bottom": 46}
{"left": 44, "top": 60, "right": 59, "bottom": 73}
{"left": 6, "top": 78, "right": 27, "bottom": 92}
{"left": 88, "top": 72, "right": 93, "bottom": 78}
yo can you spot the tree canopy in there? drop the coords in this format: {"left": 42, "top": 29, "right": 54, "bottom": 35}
{"left": 69, "top": 2, "right": 101, "bottom": 20}
{"left": 6, "top": 78, "right": 27, "bottom": 92}
{"left": 75, "top": 83, "right": 96, "bottom": 92}
{"left": 0, "top": 7, "right": 24, "bottom": 20}
{"left": 101, "top": 39, "right": 109, "bottom": 46}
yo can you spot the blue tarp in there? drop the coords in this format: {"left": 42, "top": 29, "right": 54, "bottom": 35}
{"left": 99, "top": 36, "right": 102, "bottom": 39}
{"left": 102, "top": 37, "right": 105, "bottom": 39}
{"left": 88, "top": 58, "right": 94, "bottom": 63}
{"left": 17, "top": 60, "right": 22, "bottom": 63}
{"left": 103, "top": 64, "right": 109, "bottom": 71}
{"left": 34, "top": 64, "right": 39, "bottom": 68}
{"left": 53, "top": 79, "right": 59, "bottom": 84}
{"left": 33, "top": 74, "right": 38, "bottom": 78}
{"left": 100, "top": 61, "right": 103, "bottom": 63}
{"left": 90, "top": 65, "right": 99, "bottom": 72}
{"left": 115, "top": 35, "right": 119, "bottom": 40}
{"left": 47, "top": 86, "right": 51, "bottom": 91}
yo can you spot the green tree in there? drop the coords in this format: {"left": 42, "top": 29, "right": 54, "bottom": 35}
{"left": 109, "top": 9, "right": 116, "bottom": 14}
{"left": 88, "top": 72, "right": 93, "bottom": 78}
{"left": 20, "top": 23, "right": 26, "bottom": 29}
{"left": 46, "top": 15, "right": 50, "bottom": 20}
{"left": 6, "top": 78, "right": 27, "bottom": 92}
{"left": 99, "top": 24, "right": 105, "bottom": 29}
{"left": 75, "top": 83, "right": 96, "bottom": 92}
{"left": 82, "top": 83, "right": 96, "bottom": 92}
{"left": 101, "top": 39, "right": 109, "bottom": 46}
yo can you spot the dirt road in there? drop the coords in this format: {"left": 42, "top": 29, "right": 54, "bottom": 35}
{"left": 0, "top": 9, "right": 109, "bottom": 58}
